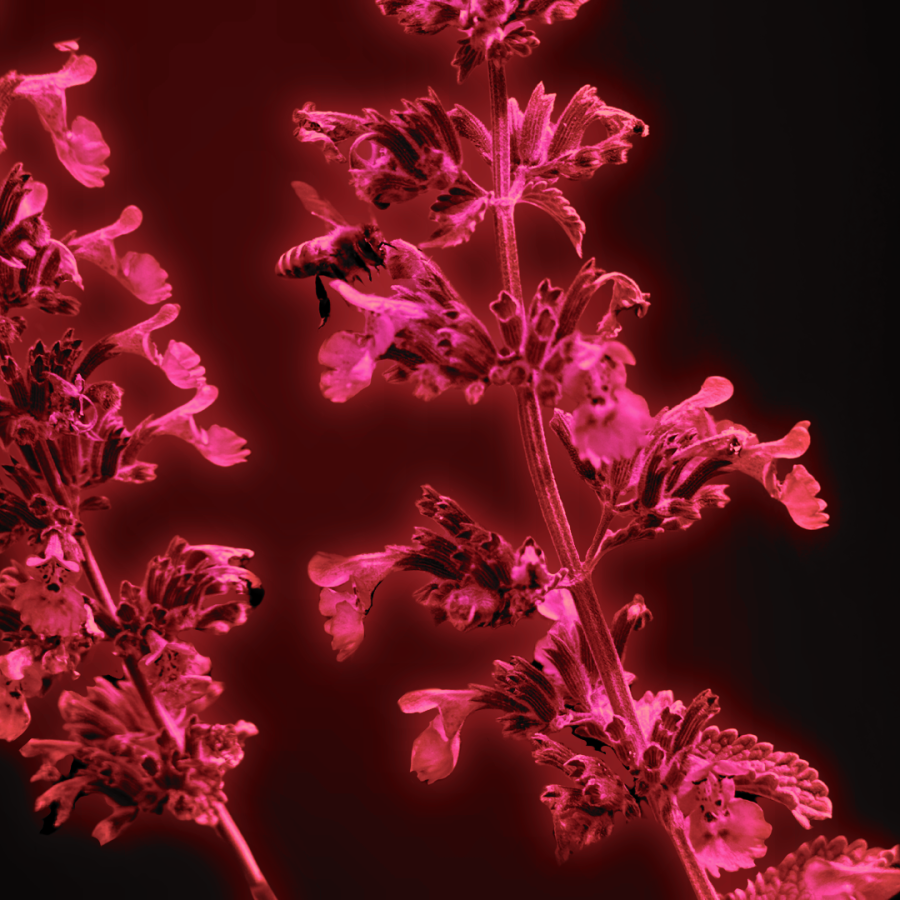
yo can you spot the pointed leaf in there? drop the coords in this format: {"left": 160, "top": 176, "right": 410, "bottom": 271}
{"left": 520, "top": 179, "right": 585, "bottom": 256}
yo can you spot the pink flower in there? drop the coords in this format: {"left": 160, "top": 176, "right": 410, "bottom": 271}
{"left": 0, "top": 647, "right": 36, "bottom": 741}
{"left": 397, "top": 688, "right": 479, "bottom": 782}
{"left": 67, "top": 205, "right": 172, "bottom": 304}
{"left": 682, "top": 775, "right": 772, "bottom": 878}
{"left": 11, "top": 534, "right": 87, "bottom": 637}
{"left": 140, "top": 383, "right": 250, "bottom": 466}
{"left": 377, "top": 1, "right": 590, "bottom": 81}
{"left": 0, "top": 164, "right": 84, "bottom": 315}
{"left": 570, "top": 387, "right": 652, "bottom": 468}
{"left": 309, "top": 548, "right": 406, "bottom": 659}
{"left": 8, "top": 42, "right": 110, "bottom": 187}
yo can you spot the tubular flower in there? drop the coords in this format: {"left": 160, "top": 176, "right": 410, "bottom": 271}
{"left": 1, "top": 164, "right": 83, "bottom": 316}
{"left": 1, "top": 41, "right": 110, "bottom": 187}
{"left": 0, "top": 307, "right": 248, "bottom": 488}
{"left": 113, "top": 536, "right": 263, "bottom": 652}
{"left": 377, "top": 0, "right": 591, "bottom": 82}
{"left": 20, "top": 677, "right": 257, "bottom": 842}
{"left": 67, "top": 205, "right": 172, "bottom": 304}
{"left": 309, "top": 546, "right": 408, "bottom": 661}
{"left": 680, "top": 774, "right": 772, "bottom": 878}
{"left": 397, "top": 688, "right": 479, "bottom": 782}
{"left": 11, "top": 532, "right": 86, "bottom": 636}
{"left": 319, "top": 241, "right": 497, "bottom": 403}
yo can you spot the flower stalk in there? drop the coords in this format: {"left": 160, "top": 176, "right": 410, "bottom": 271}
{"left": 488, "top": 55, "right": 644, "bottom": 755}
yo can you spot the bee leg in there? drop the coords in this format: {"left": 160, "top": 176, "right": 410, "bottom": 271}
{"left": 359, "top": 238, "right": 389, "bottom": 270}
{"left": 315, "top": 274, "right": 331, "bottom": 328}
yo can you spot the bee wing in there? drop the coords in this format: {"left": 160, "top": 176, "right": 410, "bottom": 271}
{"left": 291, "top": 181, "right": 350, "bottom": 228}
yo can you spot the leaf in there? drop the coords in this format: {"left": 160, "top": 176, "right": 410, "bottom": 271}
{"left": 684, "top": 727, "right": 832, "bottom": 828}
{"left": 422, "top": 172, "right": 490, "bottom": 248}
{"left": 448, "top": 104, "right": 492, "bottom": 162}
{"left": 520, "top": 179, "right": 585, "bottom": 256}
{"left": 722, "top": 835, "right": 900, "bottom": 900}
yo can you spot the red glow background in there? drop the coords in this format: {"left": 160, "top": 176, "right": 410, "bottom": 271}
{"left": 0, "top": 2, "right": 893, "bottom": 898}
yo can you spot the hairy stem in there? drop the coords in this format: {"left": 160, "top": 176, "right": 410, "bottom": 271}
{"left": 486, "top": 55, "right": 715, "bottom": 900}
{"left": 215, "top": 802, "right": 281, "bottom": 900}
{"left": 28, "top": 439, "right": 277, "bottom": 899}
{"left": 488, "top": 59, "right": 523, "bottom": 310}
{"left": 654, "top": 801, "right": 720, "bottom": 900}
{"left": 515, "top": 387, "right": 643, "bottom": 747}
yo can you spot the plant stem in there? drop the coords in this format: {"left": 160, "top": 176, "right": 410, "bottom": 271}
{"left": 214, "top": 802, "right": 281, "bottom": 900}
{"left": 653, "top": 801, "right": 720, "bottom": 900}
{"left": 488, "top": 59, "right": 523, "bottom": 312}
{"left": 515, "top": 386, "right": 643, "bottom": 749}
{"left": 28, "top": 438, "right": 278, "bottom": 900}
{"left": 485, "top": 57, "right": 717, "bottom": 900}
{"left": 485, "top": 59, "right": 643, "bottom": 752}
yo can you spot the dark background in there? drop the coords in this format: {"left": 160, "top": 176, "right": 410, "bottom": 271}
{"left": 0, "top": 2, "right": 892, "bottom": 898}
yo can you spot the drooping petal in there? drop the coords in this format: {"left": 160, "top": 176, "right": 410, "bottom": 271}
{"left": 12, "top": 46, "right": 110, "bottom": 186}
{"left": 777, "top": 464, "right": 829, "bottom": 530}
{"left": 68, "top": 206, "right": 172, "bottom": 303}
{"left": 398, "top": 688, "right": 478, "bottom": 782}
{"left": 318, "top": 587, "right": 366, "bottom": 662}
{"left": 146, "top": 384, "right": 249, "bottom": 466}
{"left": 685, "top": 776, "right": 772, "bottom": 879}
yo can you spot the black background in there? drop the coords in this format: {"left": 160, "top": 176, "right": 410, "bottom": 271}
{"left": 0, "top": 2, "right": 893, "bottom": 898}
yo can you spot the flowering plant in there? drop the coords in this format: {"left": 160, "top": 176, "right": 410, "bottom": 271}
{"left": 1, "top": 40, "right": 276, "bottom": 899}
{"left": 287, "top": 3, "right": 898, "bottom": 899}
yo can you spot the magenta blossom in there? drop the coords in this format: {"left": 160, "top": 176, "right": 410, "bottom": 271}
{"left": 2, "top": 41, "right": 110, "bottom": 187}
{"left": 377, "top": 0, "right": 592, "bottom": 81}
{"left": 309, "top": 548, "right": 407, "bottom": 660}
{"left": 68, "top": 205, "right": 172, "bottom": 304}
{"left": 681, "top": 774, "right": 772, "bottom": 878}
{"left": 397, "top": 688, "right": 479, "bottom": 782}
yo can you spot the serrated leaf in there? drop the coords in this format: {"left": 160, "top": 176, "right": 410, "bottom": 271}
{"left": 685, "top": 727, "right": 832, "bottom": 828}
{"left": 520, "top": 180, "right": 585, "bottom": 256}
{"left": 722, "top": 834, "right": 900, "bottom": 900}
{"left": 422, "top": 172, "right": 489, "bottom": 248}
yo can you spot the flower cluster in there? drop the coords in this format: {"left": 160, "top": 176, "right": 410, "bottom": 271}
{"left": 376, "top": 0, "right": 591, "bottom": 81}
{"left": 1, "top": 42, "right": 265, "bottom": 863}
{"left": 398, "top": 592, "right": 870, "bottom": 888}
{"left": 310, "top": 485, "right": 563, "bottom": 660}
{"left": 21, "top": 676, "right": 257, "bottom": 842}
{"left": 296, "top": 4, "right": 858, "bottom": 898}
{"left": 0, "top": 41, "right": 110, "bottom": 187}
{"left": 551, "top": 374, "right": 829, "bottom": 552}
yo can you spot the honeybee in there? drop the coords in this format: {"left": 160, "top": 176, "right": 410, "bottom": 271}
{"left": 276, "top": 181, "right": 388, "bottom": 327}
